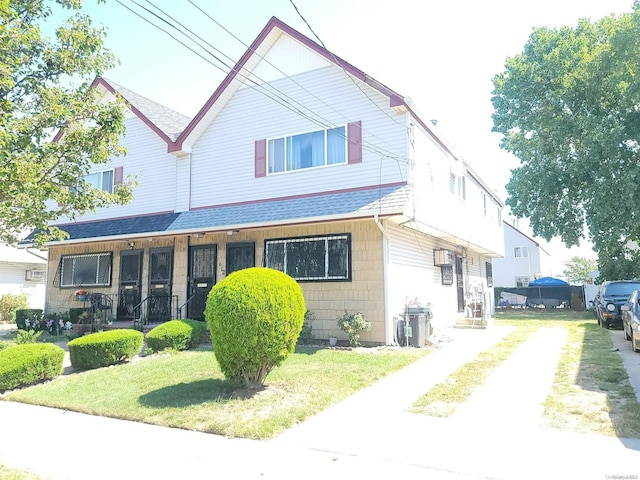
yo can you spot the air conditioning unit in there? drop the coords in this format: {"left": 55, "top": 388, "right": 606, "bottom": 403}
{"left": 25, "top": 270, "right": 45, "bottom": 282}
{"left": 433, "top": 249, "right": 453, "bottom": 266}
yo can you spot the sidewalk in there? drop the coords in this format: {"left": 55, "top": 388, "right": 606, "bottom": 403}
{"left": 1, "top": 326, "right": 639, "bottom": 479}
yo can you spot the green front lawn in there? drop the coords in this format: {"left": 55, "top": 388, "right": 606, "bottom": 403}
{"left": 3, "top": 346, "right": 429, "bottom": 439}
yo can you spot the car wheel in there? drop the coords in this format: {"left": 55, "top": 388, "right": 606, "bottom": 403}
{"left": 634, "top": 335, "right": 640, "bottom": 353}
{"left": 625, "top": 327, "right": 631, "bottom": 341}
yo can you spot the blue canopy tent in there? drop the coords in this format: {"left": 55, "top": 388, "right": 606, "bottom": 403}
{"left": 502, "top": 277, "right": 571, "bottom": 307}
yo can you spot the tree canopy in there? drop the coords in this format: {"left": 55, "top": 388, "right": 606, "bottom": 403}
{"left": 562, "top": 256, "right": 597, "bottom": 284}
{"left": 0, "top": 0, "right": 133, "bottom": 246}
{"left": 492, "top": 3, "right": 640, "bottom": 279}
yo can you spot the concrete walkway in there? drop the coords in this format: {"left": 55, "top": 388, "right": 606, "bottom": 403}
{"left": 1, "top": 326, "right": 640, "bottom": 479}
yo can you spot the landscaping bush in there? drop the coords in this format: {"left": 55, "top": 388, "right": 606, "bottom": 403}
{"left": 146, "top": 319, "right": 207, "bottom": 352}
{"left": 68, "top": 329, "right": 143, "bottom": 370}
{"left": 0, "top": 340, "right": 13, "bottom": 351}
{"left": 0, "top": 293, "right": 29, "bottom": 323}
{"left": 0, "top": 343, "right": 65, "bottom": 392}
{"left": 68, "top": 308, "right": 85, "bottom": 324}
{"left": 205, "top": 267, "right": 306, "bottom": 389}
{"left": 15, "top": 309, "right": 44, "bottom": 331}
{"left": 337, "top": 311, "right": 371, "bottom": 347}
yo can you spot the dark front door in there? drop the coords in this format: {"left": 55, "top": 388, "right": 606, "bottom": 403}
{"left": 188, "top": 244, "right": 217, "bottom": 321}
{"left": 148, "top": 247, "right": 173, "bottom": 322}
{"left": 455, "top": 255, "right": 465, "bottom": 313}
{"left": 226, "top": 242, "right": 255, "bottom": 275}
{"left": 119, "top": 250, "right": 143, "bottom": 320}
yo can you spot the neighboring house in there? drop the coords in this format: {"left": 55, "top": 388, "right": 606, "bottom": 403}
{"left": 0, "top": 243, "right": 47, "bottom": 310}
{"left": 29, "top": 17, "right": 504, "bottom": 344}
{"left": 492, "top": 221, "right": 550, "bottom": 305}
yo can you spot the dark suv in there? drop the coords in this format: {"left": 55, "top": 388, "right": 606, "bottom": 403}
{"left": 596, "top": 280, "right": 640, "bottom": 329}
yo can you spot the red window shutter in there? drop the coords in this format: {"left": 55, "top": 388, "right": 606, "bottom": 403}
{"left": 255, "top": 139, "right": 267, "bottom": 177}
{"left": 114, "top": 166, "right": 123, "bottom": 185}
{"left": 347, "top": 121, "right": 362, "bottom": 164}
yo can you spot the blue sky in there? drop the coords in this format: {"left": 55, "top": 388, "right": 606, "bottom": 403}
{"left": 50, "top": 0, "right": 635, "bottom": 266}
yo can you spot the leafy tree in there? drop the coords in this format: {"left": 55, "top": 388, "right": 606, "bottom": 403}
{"left": 562, "top": 256, "right": 598, "bottom": 284}
{"left": 1, "top": 0, "right": 133, "bottom": 246}
{"left": 491, "top": 4, "right": 640, "bottom": 278}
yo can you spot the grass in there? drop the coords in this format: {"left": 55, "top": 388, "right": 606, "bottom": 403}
{"left": 411, "top": 309, "right": 640, "bottom": 438}
{"left": 3, "top": 345, "right": 429, "bottom": 439}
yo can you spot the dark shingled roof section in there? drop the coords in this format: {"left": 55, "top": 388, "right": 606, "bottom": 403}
{"left": 170, "top": 185, "right": 409, "bottom": 231}
{"left": 42, "top": 185, "right": 408, "bottom": 242}
{"left": 54, "top": 212, "right": 181, "bottom": 241}
{"left": 105, "top": 79, "right": 191, "bottom": 141}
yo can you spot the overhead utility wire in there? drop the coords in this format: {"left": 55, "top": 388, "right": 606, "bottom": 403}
{"left": 121, "top": 0, "right": 334, "bottom": 133}
{"left": 187, "top": 0, "right": 403, "bottom": 161}
{"left": 144, "top": 0, "right": 402, "bottom": 162}
{"left": 288, "top": 0, "right": 411, "bottom": 134}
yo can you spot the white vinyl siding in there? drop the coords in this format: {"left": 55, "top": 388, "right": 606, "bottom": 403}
{"left": 190, "top": 64, "right": 408, "bottom": 208}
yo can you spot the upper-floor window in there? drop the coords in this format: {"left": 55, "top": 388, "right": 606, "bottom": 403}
{"left": 514, "top": 246, "right": 529, "bottom": 258}
{"left": 457, "top": 175, "right": 466, "bottom": 200}
{"left": 268, "top": 126, "right": 346, "bottom": 174}
{"left": 449, "top": 173, "right": 456, "bottom": 193}
{"left": 60, "top": 252, "right": 112, "bottom": 287}
{"left": 497, "top": 206, "right": 502, "bottom": 226}
{"left": 481, "top": 192, "right": 488, "bottom": 216}
{"left": 515, "top": 276, "right": 530, "bottom": 287}
{"left": 84, "top": 169, "right": 114, "bottom": 194}
{"left": 264, "top": 234, "right": 351, "bottom": 281}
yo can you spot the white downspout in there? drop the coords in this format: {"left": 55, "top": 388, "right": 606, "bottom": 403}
{"left": 374, "top": 214, "right": 392, "bottom": 345}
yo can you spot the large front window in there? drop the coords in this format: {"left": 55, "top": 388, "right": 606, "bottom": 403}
{"left": 268, "top": 127, "right": 346, "bottom": 174}
{"left": 60, "top": 252, "right": 112, "bottom": 287}
{"left": 264, "top": 234, "right": 351, "bottom": 281}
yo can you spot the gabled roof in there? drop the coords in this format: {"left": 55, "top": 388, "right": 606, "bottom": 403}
{"left": 93, "top": 77, "right": 191, "bottom": 143}
{"left": 504, "top": 221, "right": 550, "bottom": 256}
{"left": 31, "top": 184, "right": 409, "bottom": 244}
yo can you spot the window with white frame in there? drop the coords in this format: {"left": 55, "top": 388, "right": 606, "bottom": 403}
{"left": 268, "top": 126, "right": 346, "bottom": 174}
{"left": 60, "top": 252, "right": 112, "bottom": 287}
{"left": 264, "top": 234, "right": 351, "bottom": 281}
{"left": 481, "top": 192, "right": 488, "bottom": 216}
{"left": 84, "top": 169, "right": 114, "bottom": 193}
{"left": 515, "top": 276, "right": 530, "bottom": 287}
{"left": 457, "top": 175, "right": 466, "bottom": 200}
{"left": 497, "top": 206, "right": 502, "bottom": 226}
{"left": 449, "top": 173, "right": 456, "bottom": 193}
{"left": 514, "top": 246, "right": 529, "bottom": 258}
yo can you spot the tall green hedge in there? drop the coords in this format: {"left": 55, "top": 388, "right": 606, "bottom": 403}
{"left": 146, "top": 319, "right": 207, "bottom": 352}
{"left": 68, "top": 329, "right": 143, "bottom": 370}
{"left": 205, "top": 267, "right": 305, "bottom": 389}
{"left": 0, "top": 343, "right": 65, "bottom": 391}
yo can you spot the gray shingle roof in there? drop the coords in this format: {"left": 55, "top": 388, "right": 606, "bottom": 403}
{"left": 45, "top": 185, "right": 409, "bottom": 243}
{"left": 105, "top": 79, "right": 191, "bottom": 141}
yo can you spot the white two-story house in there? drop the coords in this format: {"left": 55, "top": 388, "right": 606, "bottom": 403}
{"left": 33, "top": 17, "right": 504, "bottom": 344}
{"left": 492, "top": 221, "right": 551, "bottom": 305}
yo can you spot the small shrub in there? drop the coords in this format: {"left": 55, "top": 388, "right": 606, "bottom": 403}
{"left": 0, "top": 293, "right": 29, "bottom": 323}
{"left": 297, "top": 310, "right": 315, "bottom": 345}
{"left": 337, "top": 311, "right": 371, "bottom": 347}
{"left": 68, "top": 329, "right": 143, "bottom": 370}
{"left": 68, "top": 308, "right": 85, "bottom": 324}
{"left": 15, "top": 329, "right": 43, "bottom": 344}
{"left": 146, "top": 319, "right": 207, "bottom": 352}
{"left": 205, "top": 267, "right": 306, "bottom": 389}
{"left": 0, "top": 340, "right": 13, "bottom": 351}
{"left": 0, "top": 343, "right": 65, "bottom": 392}
{"left": 15, "top": 309, "right": 44, "bottom": 331}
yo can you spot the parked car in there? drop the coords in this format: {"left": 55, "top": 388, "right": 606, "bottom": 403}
{"left": 595, "top": 280, "right": 640, "bottom": 329}
{"left": 621, "top": 290, "right": 640, "bottom": 352}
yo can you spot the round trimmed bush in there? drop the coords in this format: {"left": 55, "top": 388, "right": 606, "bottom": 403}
{"left": 205, "top": 267, "right": 306, "bottom": 388}
{"left": 68, "top": 329, "right": 143, "bottom": 370}
{"left": 146, "top": 319, "right": 207, "bottom": 352}
{"left": 0, "top": 343, "right": 65, "bottom": 392}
